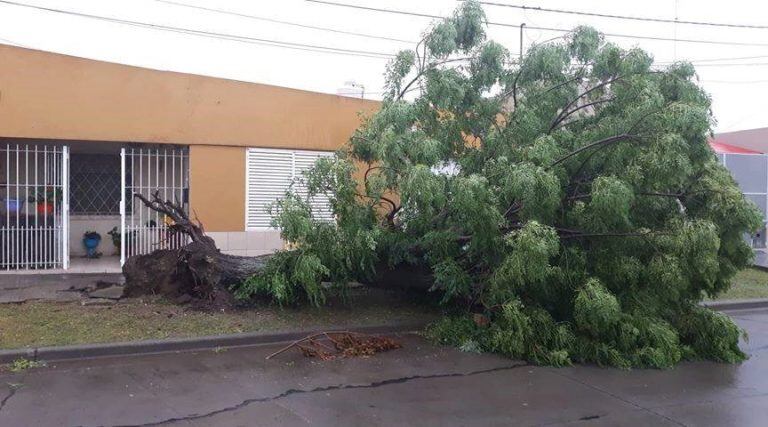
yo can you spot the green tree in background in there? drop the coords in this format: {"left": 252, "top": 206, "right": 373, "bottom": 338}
{"left": 235, "top": 1, "right": 762, "bottom": 368}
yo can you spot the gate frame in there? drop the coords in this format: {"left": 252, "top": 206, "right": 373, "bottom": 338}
{"left": 62, "top": 145, "right": 70, "bottom": 269}
{"left": 120, "top": 146, "right": 189, "bottom": 266}
{"left": 120, "top": 147, "right": 126, "bottom": 266}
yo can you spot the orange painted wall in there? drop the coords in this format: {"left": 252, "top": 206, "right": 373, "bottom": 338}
{"left": 189, "top": 146, "right": 246, "bottom": 232}
{"left": 0, "top": 44, "right": 378, "bottom": 149}
{"left": 0, "top": 44, "right": 381, "bottom": 231}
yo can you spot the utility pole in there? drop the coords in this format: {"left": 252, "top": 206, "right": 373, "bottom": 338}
{"left": 519, "top": 23, "right": 525, "bottom": 62}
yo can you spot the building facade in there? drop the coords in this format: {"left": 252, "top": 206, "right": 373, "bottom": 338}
{"left": 711, "top": 139, "right": 768, "bottom": 248}
{"left": 0, "top": 44, "right": 378, "bottom": 271}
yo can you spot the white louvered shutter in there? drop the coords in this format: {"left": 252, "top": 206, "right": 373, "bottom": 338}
{"left": 246, "top": 148, "right": 294, "bottom": 229}
{"left": 294, "top": 150, "right": 335, "bottom": 222}
{"left": 246, "top": 148, "right": 335, "bottom": 229}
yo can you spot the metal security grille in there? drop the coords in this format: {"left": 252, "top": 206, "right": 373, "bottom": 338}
{"left": 246, "top": 148, "right": 334, "bottom": 229}
{"left": 0, "top": 143, "right": 69, "bottom": 270}
{"left": 120, "top": 147, "right": 189, "bottom": 266}
{"left": 70, "top": 153, "right": 122, "bottom": 215}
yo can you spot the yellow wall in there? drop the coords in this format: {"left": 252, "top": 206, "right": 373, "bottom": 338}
{"left": 0, "top": 44, "right": 378, "bottom": 149}
{"left": 189, "top": 146, "right": 246, "bottom": 232}
{"left": 0, "top": 44, "right": 381, "bottom": 231}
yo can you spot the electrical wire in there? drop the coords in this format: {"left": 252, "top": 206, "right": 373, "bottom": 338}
{"left": 306, "top": 0, "right": 768, "bottom": 47}
{"left": 690, "top": 62, "right": 768, "bottom": 67}
{"left": 0, "top": 0, "right": 396, "bottom": 59}
{"left": 657, "top": 54, "right": 768, "bottom": 65}
{"left": 4, "top": 0, "right": 768, "bottom": 72}
{"left": 154, "top": 0, "right": 415, "bottom": 44}
{"left": 702, "top": 79, "right": 768, "bottom": 84}
{"left": 475, "top": 1, "right": 768, "bottom": 30}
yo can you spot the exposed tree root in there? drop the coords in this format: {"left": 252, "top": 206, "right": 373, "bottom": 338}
{"left": 122, "top": 191, "right": 271, "bottom": 302}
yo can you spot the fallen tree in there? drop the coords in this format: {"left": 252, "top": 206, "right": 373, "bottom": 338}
{"left": 127, "top": 1, "right": 762, "bottom": 368}
{"left": 122, "top": 192, "right": 270, "bottom": 301}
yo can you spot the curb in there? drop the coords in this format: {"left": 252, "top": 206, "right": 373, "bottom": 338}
{"left": 0, "top": 321, "right": 428, "bottom": 364}
{"left": 702, "top": 298, "right": 768, "bottom": 311}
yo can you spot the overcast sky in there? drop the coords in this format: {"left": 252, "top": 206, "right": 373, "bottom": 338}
{"left": 1, "top": 0, "right": 767, "bottom": 132}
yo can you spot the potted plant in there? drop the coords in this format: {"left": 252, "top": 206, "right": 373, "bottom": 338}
{"left": 83, "top": 231, "right": 102, "bottom": 258}
{"left": 107, "top": 227, "right": 121, "bottom": 255}
{"left": 28, "top": 187, "right": 60, "bottom": 215}
{"left": 4, "top": 197, "right": 23, "bottom": 214}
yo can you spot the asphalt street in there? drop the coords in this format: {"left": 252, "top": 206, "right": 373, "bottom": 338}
{"left": 1, "top": 308, "right": 767, "bottom": 426}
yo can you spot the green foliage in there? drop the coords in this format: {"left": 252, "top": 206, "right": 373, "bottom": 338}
{"left": 676, "top": 306, "right": 747, "bottom": 363}
{"left": 7, "top": 358, "right": 46, "bottom": 372}
{"left": 425, "top": 302, "right": 574, "bottom": 367}
{"left": 574, "top": 279, "right": 621, "bottom": 336}
{"left": 489, "top": 221, "right": 559, "bottom": 304}
{"left": 431, "top": 259, "right": 472, "bottom": 303}
{"left": 233, "top": 1, "right": 760, "bottom": 368}
{"left": 424, "top": 316, "right": 485, "bottom": 348}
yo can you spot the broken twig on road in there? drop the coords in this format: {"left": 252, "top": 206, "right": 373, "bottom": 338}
{"left": 266, "top": 331, "right": 402, "bottom": 360}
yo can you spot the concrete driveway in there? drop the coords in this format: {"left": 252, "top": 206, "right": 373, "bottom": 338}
{"left": 1, "top": 308, "right": 767, "bottom": 426}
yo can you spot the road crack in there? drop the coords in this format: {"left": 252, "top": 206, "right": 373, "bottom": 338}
{"left": 108, "top": 363, "right": 529, "bottom": 427}
{"left": 0, "top": 381, "right": 24, "bottom": 413}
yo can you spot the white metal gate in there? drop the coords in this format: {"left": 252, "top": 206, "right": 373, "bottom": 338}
{"left": 120, "top": 147, "right": 189, "bottom": 265}
{"left": 1, "top": 143, "right": 69, "bottom": 270}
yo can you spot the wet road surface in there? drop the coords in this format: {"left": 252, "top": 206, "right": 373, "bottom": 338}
{"left": 1, "top": 308, "right": 767, "bottom": 426}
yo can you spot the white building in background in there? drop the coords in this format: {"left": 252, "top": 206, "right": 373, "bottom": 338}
{"left": 711, "top": 129, "right": 768, "bottom": 248}
{"left": 336, "top": 80, "right": 366, "bottom": 99}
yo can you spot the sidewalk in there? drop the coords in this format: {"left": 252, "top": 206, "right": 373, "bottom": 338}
{"left": 0, "top": 273, "right": 123, "bottom": 303}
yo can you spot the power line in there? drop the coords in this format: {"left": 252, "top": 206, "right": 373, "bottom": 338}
{"left": 306, "top": 0, "right": 768, "bottom": 47}
{"left": 658, "top": 54, "right": 768, "bottom": 65}
{"left": 690, "top": 62, "right": 768, "bottom": 67}
{"left": 4, "top": 0, "right": 768, "bottom": 71}
{"left": 154, "top": 0, "right": 415, "bottom": 44}
{"left": 475, "top": 1, "right": 768, "bottom": 30}
{"left": 703, "top": 79, "right": 768, "bottom": 84}
{"left": 0, "top": 0, "right": 396, "bottom": 59}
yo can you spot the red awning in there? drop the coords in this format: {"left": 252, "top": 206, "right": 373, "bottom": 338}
{"left": 709, "top": 140, "right": 763, "bottom": 154}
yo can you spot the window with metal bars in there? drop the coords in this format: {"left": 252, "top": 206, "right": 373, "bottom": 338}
{"left": 70, "top": 153, "right": 126, "bottom": 216}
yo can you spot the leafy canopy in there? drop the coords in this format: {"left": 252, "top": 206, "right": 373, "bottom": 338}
{"left": 235, "top": 1, "right": 762, "bottom": 368}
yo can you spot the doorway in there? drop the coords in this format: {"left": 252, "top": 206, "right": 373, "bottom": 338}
{"left": 67, "top": 142, "right": 123, "bottom": 272}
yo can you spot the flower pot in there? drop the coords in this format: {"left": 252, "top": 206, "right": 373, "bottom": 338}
{"left": 83, "top": 235, "right": 102, "bottom": 258}
{"left": 83, "top": 237, "right": 101, "bottom": 249}
{"left": 36, "top": 202, "right": 54, "bottom": 215}
{"left": 5, "top": 198, "right": 22, "bottom": 214}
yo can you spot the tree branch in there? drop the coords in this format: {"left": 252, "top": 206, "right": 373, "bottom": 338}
{"left": 549, "top": 96, "right": 616, "bottom": 132}
{"left": 133, "top": 191, "right": 211, "bottom": 247}
{"left": 638, "top": 191, "right": 684, "bottom": 198}
{"left": 559, "top": 230, "right": 670, "bottom": 239}
{"left": 397, "top": 56, "right": 476, "bottom": 100}
{"left": 549, "top": 134, "right": 633, "bottom": 169}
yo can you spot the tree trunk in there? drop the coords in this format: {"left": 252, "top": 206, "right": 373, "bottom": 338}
{"left": 121, "top": 192, "right": 271, "bottom": 300}
{"left": 121, "top": 192, "right": 427, "bottom": 302}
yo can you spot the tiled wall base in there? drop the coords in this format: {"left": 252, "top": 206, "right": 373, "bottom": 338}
{"left": 206, "top": 230, "right": 283, "bottom": 257}
{"left": 69, "top": 225, "right": 283, "bottom": 258}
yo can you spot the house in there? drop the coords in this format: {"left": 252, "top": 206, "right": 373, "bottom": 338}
{"left": 0, "top": 44, "right": 379, "bottom": 272}
{"left": 710, "top": 129, "right": 768, "bottom": 248}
